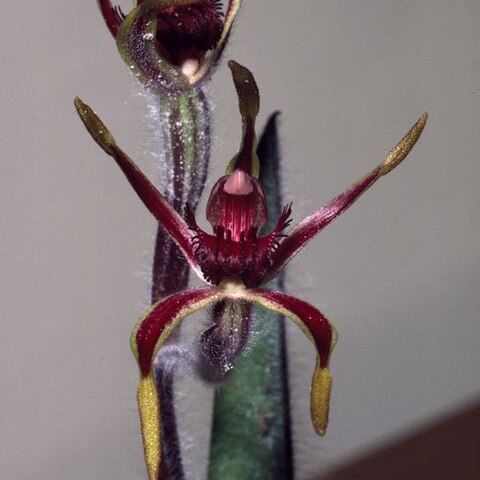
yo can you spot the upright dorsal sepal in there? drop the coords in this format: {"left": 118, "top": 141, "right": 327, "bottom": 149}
{"left": 226, "top": 60, "right": 261, "bottom": 178}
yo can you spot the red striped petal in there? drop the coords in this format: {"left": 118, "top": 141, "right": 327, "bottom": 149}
{"left": 244, "top": 289, "right": 337, "bottom": 435}
{"left": 131, "top": 288, "right": 222, "bottom": 377}
{"left": 74, "top": 98, "right": 203, "bottom": 278}
{"left": 248, "top": 290, "right": 335, "bottom": 368}
{"left": 266, "top": 113, "right": 427, "bottom": 282}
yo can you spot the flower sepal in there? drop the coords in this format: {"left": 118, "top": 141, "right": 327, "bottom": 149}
{"left": 128, "top": 282, "right": 338, "bottom": 479}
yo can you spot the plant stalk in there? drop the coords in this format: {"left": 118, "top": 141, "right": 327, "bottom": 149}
{"left": 150, "top": 86, "right": 211, "bottom": 480}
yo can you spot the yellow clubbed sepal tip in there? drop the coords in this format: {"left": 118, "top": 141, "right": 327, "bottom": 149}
{"left": 310, "top": 361, "right": 333, "bottom": 436}
{"left": 74, "top": 97, "right": 116, "bottom": 155}
{"left": 226, "top": 60, "right": 261, "bottom": 178}
{"left": 137, "top": 375, "right": 162, "bottom": 480}
{"left": 228, "top": 60, "right": 260, "bottom": 120}
{"left": 380, "top": 112, "right": 428, "bottom": 175}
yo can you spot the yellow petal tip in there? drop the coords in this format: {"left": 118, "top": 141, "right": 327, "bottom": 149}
{"left": 379, "top": 112, "right": 428, "bottom": 175}
{"left": 228, "top": 60, "right": 260, "bottom": 120}
{"left": 310, "top": 364, "right": 332, "bottom": 436}
{"left": 74, "top": 97, "right": 116, "bottom": 154}
{"left": 137, "top": 375, "right": 161, "bottom": 480}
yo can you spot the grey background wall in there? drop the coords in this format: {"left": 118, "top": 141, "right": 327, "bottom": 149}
{"left": 1, "top": 1, "right": 479, "bottom": 479}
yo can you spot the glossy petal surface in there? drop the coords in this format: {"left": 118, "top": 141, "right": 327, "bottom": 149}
{"left": 245, "top": 289, "right": 337, "bottom": 435}
{"left": 74, "top": 98, "right": 204, "bottom": 279}
{"left": 131, "top": 288, "right": 221, "bottom": 376}
{"left": 266, "top": 113, "right": 427, "bottom": 282}
{"left": 130, "top": 287, "right": 222, "bottom": 480}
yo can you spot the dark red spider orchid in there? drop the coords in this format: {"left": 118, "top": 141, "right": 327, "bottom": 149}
{"left": 75, "top": 61, "right": 426, "bottom": 480}
{"left": 98, "top": 0, "right": 242, "bottom": 88}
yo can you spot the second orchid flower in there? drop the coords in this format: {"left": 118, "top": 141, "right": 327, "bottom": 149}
{"left": 98, "top": 0, "right": 242, "bottom": 89}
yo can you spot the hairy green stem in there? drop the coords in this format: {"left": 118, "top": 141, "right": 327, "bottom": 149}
{"left": 150, "top": 86, "right": 211, "bottom": 480}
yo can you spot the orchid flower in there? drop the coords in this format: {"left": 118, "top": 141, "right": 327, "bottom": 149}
{"left": 98, "top": 0, "right": 242, "bottom": 89}
{"left": 75, "top": 61, "right": 426, "bottom": 480}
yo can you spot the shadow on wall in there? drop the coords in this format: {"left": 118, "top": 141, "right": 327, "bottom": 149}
{"left": 314, "top": 399, "right": 480, "bottom": 480}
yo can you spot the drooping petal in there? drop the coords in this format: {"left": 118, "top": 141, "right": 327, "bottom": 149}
{"left": 265, "top": 113, "right": 428, "bottom": 282}
{"left": 74, "top": 97, "right": 204, "bottom": 279}
{"left": 132, "top": 288, "right": 222, "bottom": 377}
{"left": 244, "top": 289, "right": 337, "bottom": 436}
{"left": 131, "top": 287, "right": 223, "bottom": 480}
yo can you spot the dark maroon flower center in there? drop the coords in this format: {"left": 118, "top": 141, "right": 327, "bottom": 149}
{"left": 186, "top": 170, "right": 292, "bottom": 287}
{"left": 137, "top": 0, "right": 223, "bottom": 65}
{"left": 206, "top": 170, "right": 268, "bottom": 242}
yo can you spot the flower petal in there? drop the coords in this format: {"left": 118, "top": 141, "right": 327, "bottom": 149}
{"left": 74, "top": 97, "right": 204, "bottom": 279}
{"left": 132, "top": 288, "right": 221, "bottom": 375}
{"left": 244, "top": 289, "right": 337, "bottom": 436}
{"left": 116, "top": 1, "right": 199, "bottom": 90}
{"left": 266, "top": 113, "right": 428, "bottom": 281}
{"left": 131, "top": 287, "right": 222, "bottom": 480}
